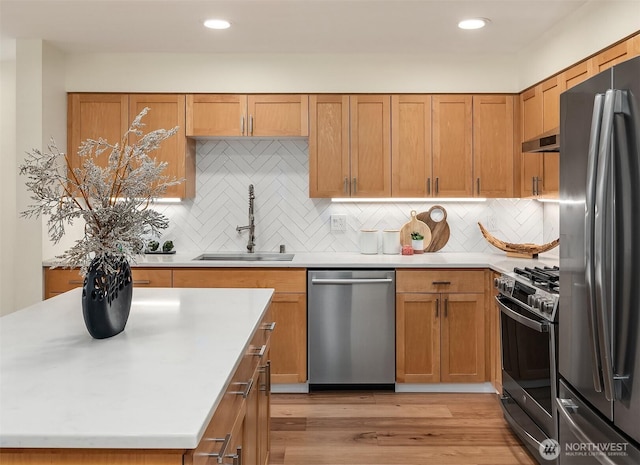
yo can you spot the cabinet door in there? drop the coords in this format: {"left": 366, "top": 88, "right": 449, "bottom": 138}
{"left": 520, "top": 87, "right": 543, "bottom": 197}
{"left": 440, "top": 293, "right": 486, "bottom": 383}
{"left": 67, "top": 93, "right": 129, "bottom": 172}
{"left": 247, "top": 95, "right": 309, "bottom": 137}
{"left": 541, "top": 77, "right": 560, "bottom": 195}
{"left": 432, "top": 95, "right": 473, "bottom": 197}
{"left": 186, "top": 94, "right": 247, "bottom": 136}
{"left": 391, "top": 95, "right": 432, "bottom": 197}
{"left": 396, "top": 293, "right": 440, "bottom": 383}
{"left": 242, "top": 368, "right": 260, "bottom": 465}
{"left": 309, "top": 95, "right": 350, "bottom": 198}
{"left": 472, "top": 95, "right": 514, "bottom": 198}
{"left": 561, "top": 61, "right": 593, "bottom": 90}
{"left": 270, "top": 293, "right": 307, "bottom": 383}
{"left": 129, "top": 94, "right": 195, "bottom": 198}
{"left": 258, "top": 360, "right": 271, "bottom": 465}
{"left": 349, "top": 95, "right": 391, "bottom": 197}
{"left": 591, "top": 40, "right": 633, "bottom": 72}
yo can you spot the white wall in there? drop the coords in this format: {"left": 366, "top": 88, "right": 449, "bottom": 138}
{"left": 0, "top": 38, "right": 17, "bottom": 316}
{"left": 517, "top": 1, "right": 640, "bottom": 89}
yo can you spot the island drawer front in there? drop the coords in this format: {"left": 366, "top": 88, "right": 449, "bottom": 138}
{"left": 173, "top": 268, "right": 306, "bottom": 293}
{"left": 44, "top": 267, "right": 173, "bottom": 299}
{"left": 396, "top": 269, "right": 485, "bottom": 293}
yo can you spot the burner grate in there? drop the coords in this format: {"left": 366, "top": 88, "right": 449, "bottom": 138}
{"left": 513, "top": 265, "right": 560, "bottom": 293}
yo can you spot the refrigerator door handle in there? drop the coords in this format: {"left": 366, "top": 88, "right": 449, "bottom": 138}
{"left": 594, "top": 89, "right": 617, "bottom": 402}
{"left": 585, "top": 93, "right": 605, "bottom": 393}
{"left": 556, "top": 398, "right": 617, "bottom": 465}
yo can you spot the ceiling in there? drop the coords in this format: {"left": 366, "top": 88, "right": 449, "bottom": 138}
{"left": 0, "top": 0, "right": 589, "bottom": 56}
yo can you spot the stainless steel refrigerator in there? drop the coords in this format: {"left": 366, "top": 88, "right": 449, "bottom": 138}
{"left": 559, "top": 56, "right": 640, "bottom": 464}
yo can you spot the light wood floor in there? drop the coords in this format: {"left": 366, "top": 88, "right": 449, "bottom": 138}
{"left": 270, "top": 392, "right": 537, "bottom": 465}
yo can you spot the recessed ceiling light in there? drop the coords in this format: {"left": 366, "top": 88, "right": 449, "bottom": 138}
{"left": 204, "top": 19, "right": 231, "bottom": 30}
{"left": 458, "top": 18, "right": 490, "bottom": 30}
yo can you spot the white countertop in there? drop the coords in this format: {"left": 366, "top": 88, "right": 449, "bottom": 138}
{"left": 0, "top": 287, "right": 274, "bottom": 449}
{"left": 53, "top": 251, "right": 558, "bottom": 274}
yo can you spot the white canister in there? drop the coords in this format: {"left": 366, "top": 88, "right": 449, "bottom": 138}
{"left": 359, "top": 229, "right": 379, "bottom": 254}
{"left": 382, "top": 229, "right": 401, "bottom": 254}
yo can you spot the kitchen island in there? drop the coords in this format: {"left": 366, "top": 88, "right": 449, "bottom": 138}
{"left": 0, "top": 287, "right": 274, "bottom": 464}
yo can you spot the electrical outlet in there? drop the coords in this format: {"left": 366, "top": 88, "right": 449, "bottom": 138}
{"left": 330, "top": 214, "right": 347, "bottom": 231}
{"left": 487, "top": 214, "right": 497, "bottom": 232}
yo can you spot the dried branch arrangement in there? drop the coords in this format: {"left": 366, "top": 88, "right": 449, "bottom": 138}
{"left": 20, "top": 108, "right": 181, "bottom": 276}
{"left": 478, "top": 222, "right": 559, "bottom": 258}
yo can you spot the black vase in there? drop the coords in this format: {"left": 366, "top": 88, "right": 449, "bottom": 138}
{"left": 82, "top": 257, "right": 133, "bottom": 339}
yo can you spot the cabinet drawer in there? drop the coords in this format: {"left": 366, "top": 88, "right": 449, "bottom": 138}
{"left": 44, "top": 267, "right": 172, "bottom": 299}
{"left": 173, "top": 268, "right": 306, "bottom": 293}
{"left": 396, "top": 269, "right": 485, "bottom": 293}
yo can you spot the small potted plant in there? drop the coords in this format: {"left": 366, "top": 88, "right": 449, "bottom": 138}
{"left": 411, "top": 232, "right": 424, "bottom": 254}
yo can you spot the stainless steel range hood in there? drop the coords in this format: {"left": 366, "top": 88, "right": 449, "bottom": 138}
{"left": 522, "top": 128, "right": 560, "bottom": 153}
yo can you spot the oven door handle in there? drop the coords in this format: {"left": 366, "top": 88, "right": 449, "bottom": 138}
{"left": 496, "top": 297, "right": 549, "bottom": 333}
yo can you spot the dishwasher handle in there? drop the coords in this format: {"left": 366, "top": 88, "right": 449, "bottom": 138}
{"left": 311, "top": 278, "right": 393, "bottom": 285}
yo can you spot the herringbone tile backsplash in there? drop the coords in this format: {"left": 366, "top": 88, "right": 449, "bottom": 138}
{"left": 154, "top": 139, "right": 554, "bottom": 254}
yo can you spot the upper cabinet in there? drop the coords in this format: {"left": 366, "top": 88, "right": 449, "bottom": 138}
{"left": 391, "top": 95, "right": 432, "bottom": 197}
{"left": 432, "top": 95, "right": 473, "bottom": 197}
{"left": 309, "top": 94, "right": 391, "bottom": 198}
{"left": 186, "top": 94, "right": 309, "bottom": 137}
{"left": 473, "top": 95, "right": 515, "bottom": 198}
{"left": 519, "top": 76, "right": 559, "bottom": 198}
{"left": 67, "top": 93, "right": 195, "bottom": 199}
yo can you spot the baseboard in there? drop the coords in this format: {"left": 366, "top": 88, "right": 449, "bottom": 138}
{"left": 394, "top": 382, "right": 497, "bottom": 393}
{"left": 270, "top": 383, "right": 309, "bottom": 393}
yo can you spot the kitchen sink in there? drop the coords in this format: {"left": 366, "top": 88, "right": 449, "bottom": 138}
{"left": 192, "top": 252, "right": 295, "bottom": 262}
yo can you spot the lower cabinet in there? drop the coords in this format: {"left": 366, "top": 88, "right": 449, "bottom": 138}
{"left": 173, "top": 268, "right": 307, "bottom": 384}
{"left": 396, "top": 269, "right": 487, "bottom": 383}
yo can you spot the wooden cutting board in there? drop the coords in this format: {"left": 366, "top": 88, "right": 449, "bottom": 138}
{"left": 417, "top": 206, "right": 450, "bottom": 252}
{"left": 400, "top": 210, "right": 432, "bottom": 250}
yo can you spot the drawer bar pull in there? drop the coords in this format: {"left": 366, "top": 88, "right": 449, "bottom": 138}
{"left": 198, "top": 433, "right": 231, "bottom": 463}
{"left": 250, "top": 344, "right": 267, "bottom": 358}
{"left": 432, "top": 281, "right": 451, "bottom": 285}
{"left": 259, "top": 360, "right": 271, "bottom": 393}
{"left": 262, "top": 322, "right": 276, "bottom": 331}
{"left": 132, "top": 280, "right": 151, "bottom": 285}
{"left": 68, "top": 280, "right": 84, "bottom": 285}
{"left": 230, "top": 377, "right": 254, "bottom": 398}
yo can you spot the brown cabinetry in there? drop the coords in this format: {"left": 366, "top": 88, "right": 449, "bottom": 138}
{"left": 432, "top": 95, "right": 473, "bottom": 197}
{"left": 396, "top": 269, "right": 486, "bottom": 383}
{"left": 472, "top": 95, "right": 515, "bottom": 197}
{"left": 67, "top": 93, "right": 195, "bottom": 199}
{"left": 186, "top": 94, "right": 309, "bottom": 137}
{"left": 44, "top": 267, "right": 172, "bottom": 299}
{"left": 172, "top": 268, "right": 307, "bottom": 384}
{"left": 309, "top": 94, "right": 391, "bottom": 197}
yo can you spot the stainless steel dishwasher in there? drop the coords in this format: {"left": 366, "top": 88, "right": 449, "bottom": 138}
{"left": 307, "top": 269, "right": 395, "bottom": 389}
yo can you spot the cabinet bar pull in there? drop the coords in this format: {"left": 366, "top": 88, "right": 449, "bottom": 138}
{"left": 432, "top": 281, "right": 451, "bottom": 285}
{"left": 435, "top": 298, "right": 439, "bottom": 317}
{"left": 249, "top": 115, "right": 254, "bottom": 135}
{"left": 68, "top": 280, "right": 84, "bottom": 285}
{"left": 477, "top": 177, "right": 480, "bottom": 195}
{"left": 230, "top": 378, "right": 254, "bottom": 398}
{"left": 250, "top": 344, "right": 267, "bottom": 358}
{"left": 352, "top": 177, "right": 357, "bottom": 195}
{"left": 344, "top": 177, "right": 348, "bottom": 194}
{"left": 532, "top": 176, "right": 536, "bottom": 196}
{"left": 232, "top": 447, "right": 242, "bottom": 465}
{"left": 259, "top": 360, "right": 271, "bottom": 393}
{"left": 427, "top": 178, "right": 431, "bottom": 195}
{"left": 536, "top": 177, "right": 541, "bottom": 196}
{"left": 444, "top": 298, "right": 449, "bottom": 317}
{"left": 262, "top": 322, "right": 276, "bottom": 331}
{"left": 435, "top": 177, "right": 439, "bottom": 194}
{"left": 132, "top": 280, "right": 151, "bottom": 285}
{"left": 241, "top": 116, "right": 245, "bottom": 135}
{"left": 197, "top": 433, "right": 231, "bottom": 463}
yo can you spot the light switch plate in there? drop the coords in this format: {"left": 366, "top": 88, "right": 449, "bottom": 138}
{"left": 330, "top": 214, "right": 347, "bottom": 231}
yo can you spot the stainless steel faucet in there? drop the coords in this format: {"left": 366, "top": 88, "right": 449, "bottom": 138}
{"left": 236, "top": 184, "right": 256, "bottom": 253}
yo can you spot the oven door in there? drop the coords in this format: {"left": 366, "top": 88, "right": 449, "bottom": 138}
{"left": 498, "top": 295, "right": 557, "bottom": 439}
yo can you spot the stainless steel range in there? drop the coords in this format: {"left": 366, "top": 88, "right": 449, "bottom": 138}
{"left": 495, "top": 265, "right": 560, "bottom": 464}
